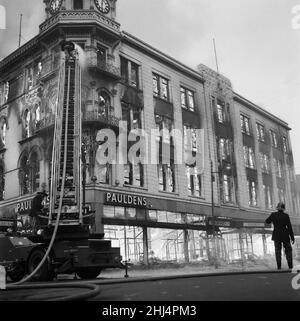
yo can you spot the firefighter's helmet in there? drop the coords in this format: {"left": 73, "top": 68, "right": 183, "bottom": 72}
{"left": 276, "top": 202, "right": 285, "bottom": 211}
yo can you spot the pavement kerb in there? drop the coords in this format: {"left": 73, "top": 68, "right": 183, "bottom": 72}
{"left": 92, "top": 269, "right": 293, "bottom": 286}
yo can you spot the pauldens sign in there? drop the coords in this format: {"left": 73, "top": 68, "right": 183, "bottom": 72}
{"left": 105, "top": 192, "right": 148, "bottom": 209}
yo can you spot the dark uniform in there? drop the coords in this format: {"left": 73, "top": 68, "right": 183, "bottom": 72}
{"left": 265, "top": 202, "right": 295, "bottom": 269}
{"left": 29, "top": 191, "right": 47, "bottom": 232}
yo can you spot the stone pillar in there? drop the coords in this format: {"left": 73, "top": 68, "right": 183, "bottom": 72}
{"left": 239, "top": 230, "right": 245, "bottom": 265}
{"left": 143, "top": 227, "right": 149, "bottom": 266}
{"left": 183, "top": 229, "right": 189, "bottom": 263}
{"left": 262, "top": 233, "right": 267, "bottom": 256}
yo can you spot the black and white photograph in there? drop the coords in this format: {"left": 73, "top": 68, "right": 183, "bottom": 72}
{"left": 0, "top": 0, "right": 300, "bottom": 308}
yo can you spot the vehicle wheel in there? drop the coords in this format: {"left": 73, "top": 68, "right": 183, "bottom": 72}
{"left": 27, "top": 247, "right": 54, "bottom": 282}
{"left": 7, "top": 264, "right": 26, "bottom": 283}
{"left": 76, "top": 267, "right": 102, "bottom": 280}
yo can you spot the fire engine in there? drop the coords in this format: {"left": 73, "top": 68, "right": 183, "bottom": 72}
{"left": 0, "top": 41, "right": 122, "bottom": 282}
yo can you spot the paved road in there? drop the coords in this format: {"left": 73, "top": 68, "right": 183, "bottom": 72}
{"left": 1, "top": 272, "right": 300, "bottom": 301}
{"left": 94, "top": 272, "right": 300, "bottom": 301}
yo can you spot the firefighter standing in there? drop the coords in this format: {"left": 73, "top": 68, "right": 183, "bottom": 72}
{"left": 265, "top": 202, "right": 295, "bottom": 269}
{"left": 29, "top": 191, "right": 47, "bottom": 233}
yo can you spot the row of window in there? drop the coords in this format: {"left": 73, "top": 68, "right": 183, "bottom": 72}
{"left": 121, "top": 57, "right": 196, "bottom": 111}
{"left": 240, "top": 114, "right": 289, "bottom": 152}
{"left": 0, "top": 149, "right": 295, "bottom": 211}
{"left": 243, "top": 146, "right": 285, "bottom": 178}
{"left": 2, "top": 154, "right": 294, "bottom": 211}
{"left": 247, "top": 179, "right": 289, "bottom": 209}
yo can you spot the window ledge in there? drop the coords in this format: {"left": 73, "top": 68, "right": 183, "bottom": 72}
{"left": 182, "top": 107, "right": 196, "bottom": 114}
{"left": 120, "top": 81, "right": 143, "bottom": 93}
{"left": 221, "top": 202, "right": 238, "bottom": 208}
{"left": 153, "top": 95, "right": 172, "bottom": 105}
{"left": 19, "top": 135, "right": 38, "bottom": 145}
{"left": 122, "top": 185, "right": 148, "bottom": 191}
{"left": 242, "top": 132, "right": 252, "bottom": 137}
{"left": 188, "top": 195, "right": 205, "bottom": 201}
{"left": 245, "top": 166, "right": 257, "bottom": 171}
{"left": 158, "top": 190, "right": 179, "bottom": 196}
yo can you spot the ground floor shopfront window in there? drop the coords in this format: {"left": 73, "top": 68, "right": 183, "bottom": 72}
{"left": 222, "top": 232, "right": 274, "bottom": 262}
{"left": 148, "top": 228, "right": 185, "bottom": 263}
{"left": 102, "top": 205, "right": 276, "bottom": 265}
{"left": 104, "top": 225, "right": 144, "bottom": 263}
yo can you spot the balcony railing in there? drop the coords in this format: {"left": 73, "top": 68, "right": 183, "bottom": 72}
{"left": 83, "top": 111, "right": 120, "bottom": 128}
{"left": 35, "top": 114, "right": 56, "bottom": 133}
{"left": 87, "top": 58, "right": 121, "bottom": 80}
{"left": 39, "top": 55, "right": 60, "bottom": 81}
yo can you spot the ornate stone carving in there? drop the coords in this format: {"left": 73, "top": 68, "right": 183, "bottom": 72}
{"left": 39, "top": 10, "right": 121, "bottom": 34}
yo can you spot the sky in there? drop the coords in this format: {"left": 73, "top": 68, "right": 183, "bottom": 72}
{"left": 0, "top": 0, "right": 300, "bottom": 172}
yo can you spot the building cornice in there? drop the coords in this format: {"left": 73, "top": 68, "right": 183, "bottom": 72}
{"left": 121, "top": 31, "right": 204, "bottom": 84}
{"left": 233, "top": 92, "right": 291, "bottom": 130}
{"left": 0, "top": 36, "right": 41, "bottom": 73}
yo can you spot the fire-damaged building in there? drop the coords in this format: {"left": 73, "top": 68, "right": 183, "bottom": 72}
{"left": 0, "top": 0, "right": 299, "bottom": 265}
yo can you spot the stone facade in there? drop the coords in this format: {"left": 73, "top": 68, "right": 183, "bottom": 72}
{"left": 0, "top": 0, "right": 299, "bottom": 264}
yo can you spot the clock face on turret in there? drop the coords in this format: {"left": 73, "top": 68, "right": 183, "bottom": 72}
{"left": 95, "top": 0, "right": 111, "bottom": 14}
{"left": 49, "top": 0, "right": 63, "bottom": 15}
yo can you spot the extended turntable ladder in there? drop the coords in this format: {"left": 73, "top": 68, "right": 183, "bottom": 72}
{"left": 48, "top": 53, "right": 83, "bottom": 226}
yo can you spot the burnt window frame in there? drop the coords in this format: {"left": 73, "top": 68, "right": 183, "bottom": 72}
{"left": 155, "top": 114, "right": 174, "bottom": 146}
{"left": 263, "top": 184, "right": 273, "bottom": 209}
{"left": 221, "top": 174, "right": 234, "bottom": 204}
{"left": 153, "top": 73, "right": 170, "bottom": 101}
{"left": 180, "top": 86, "right": 195, "bottom": 112}
{"left": 274, "top": 158, "right": 283, "bottom": 178}
{"left": 260, "top": 152, "right": 271, "bottom": 174}
{"left": 158, "top": 163, "right": 176, "bottom": 193}
{"left": 124, "top": 163, "right": 144, "bottom": 188}
{"left": 256, "top": 123, "right": 265, "bottom": 142}
{"left": 121, "top": 103, "right": 142, "bottom": 132}
{"left": 19, "top": 155, "right": 30, "bottom": 196}
{"left": 120, "top": 56, "right": 141, "bottom": 90}
{"left": 247, "top": 179, "right": 258, "bottom": 207}
{"left": 270, "top": 130, "right": 278, "bottom": 149}
{"left": 243, "top": 145, "right": 256, "bottom": 169}
{"left": 282, "top": 136, "right": 289, "bottom": 153}
{"left": 186, "top": 164, "right": 202, "bottom": 197}
{"left": 216, "top": 101, "right": 226, "bottom": 123}
{"left": 240, "top": 114, "right": 251, "bottom": 135}
{"left": 218, "top": 137, "right": 231, "bottom": 161}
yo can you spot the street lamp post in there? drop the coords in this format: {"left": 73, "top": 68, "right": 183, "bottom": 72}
{"left": 82, "top": 143, "right": 86, "bottom": 210}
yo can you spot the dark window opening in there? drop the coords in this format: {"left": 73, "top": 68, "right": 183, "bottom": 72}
{"left": 158, "top": 163, "right": 175, "bottom": 193}
{"left": 247, "top": 179, "right": 258, "bottom": 207}
{"left": 153, "top": 73, "right": 170, "bottom": 101}
{"left": 122, "top": 103, "right": 142, "bottom": 132}
{"left": 30, "top": 152, "right": 40, "bottom": 193}
{"left": 74, "top": 0, "right": 83, "bottom": 10}
{"left": 181, "top": 87, "right": 195, "bottom": 112}
{"left": 124, "top": 163, "right": 144, "bottom": 187}
{"left": 97, "top": 45, "right": 107, "bottom": 67}
{"left": 0, "top": 163, "right": 4, "bottom": 201}
{"left": 120, "top": 56, "right": 140, "bottom": 89}
{"left": 19, "top": 156, "right": 30, "bottom": 195}
{"left": 240, "top": 114, "right": 251, "bottom": 135}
